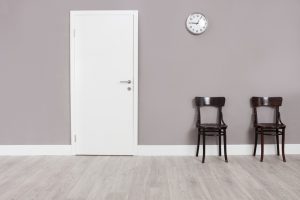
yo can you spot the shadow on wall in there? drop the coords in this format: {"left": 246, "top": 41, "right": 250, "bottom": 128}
{"left": 247, "top": 99, "right": 255, "bottom": 145}
{"left": 187, "top": 98, "right": 198, "bottom": 145}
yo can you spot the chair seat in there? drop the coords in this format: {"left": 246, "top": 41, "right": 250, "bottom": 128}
{"left": 255, "top": 123, "right": 286, "bottom": 129}
{"left": 197, "top": 123, "right": 227, "bottom": 129}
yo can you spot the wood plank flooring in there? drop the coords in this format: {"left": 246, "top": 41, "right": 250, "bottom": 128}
{"left": 0, "top": 155, "right": 299, "bottom": 200}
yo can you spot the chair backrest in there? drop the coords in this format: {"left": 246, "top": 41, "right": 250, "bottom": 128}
{"left": 251, "top": 97, "right": 282, "bottom": 125}
{"left": 195, "top": 97, "right": 225, "bottom": 125}
{"left": 251, "top": 97, "right": 282, "bottom": 107}
{"left": 195, "top": 97, "right": 225, "bottom": 107}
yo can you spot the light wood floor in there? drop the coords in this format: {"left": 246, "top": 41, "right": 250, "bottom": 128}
{"left": 0, "top": 155, "right": 299, "bottom": 200}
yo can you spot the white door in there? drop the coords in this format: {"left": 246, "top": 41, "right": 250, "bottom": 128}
{"left": 71, "top": 11, "right": 138, "bottom": 155}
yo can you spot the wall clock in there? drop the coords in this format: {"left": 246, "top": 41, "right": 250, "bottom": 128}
{"left": 186, "top": 13, "right": 208, "bottom": 35}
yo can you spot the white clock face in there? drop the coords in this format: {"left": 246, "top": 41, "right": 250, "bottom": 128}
{"left": 186, "top": 13, "right": 208, "bottom": 35}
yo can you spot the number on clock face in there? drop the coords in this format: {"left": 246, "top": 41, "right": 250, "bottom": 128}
{"left": 186, "top": 13, "right": 208, "bottom": 35}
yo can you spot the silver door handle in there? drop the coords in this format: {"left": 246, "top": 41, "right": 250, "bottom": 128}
{"left": 120, "top": 80, "right": 131, "bottom": 84}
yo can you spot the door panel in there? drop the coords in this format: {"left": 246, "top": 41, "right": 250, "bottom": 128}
{"left": 72, "top": 12, "right": 136, "bottom": 155}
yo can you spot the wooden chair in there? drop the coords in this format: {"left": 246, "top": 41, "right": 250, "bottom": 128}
{"left": 195, "top": 97, "right": 228, "bottom": 163}
{"left": 251, "top": 97, "right": 286, "bottom": 162}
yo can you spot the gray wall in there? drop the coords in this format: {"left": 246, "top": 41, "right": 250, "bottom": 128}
{"left": 0, "top": 0, "right": 300, "bottom": 145}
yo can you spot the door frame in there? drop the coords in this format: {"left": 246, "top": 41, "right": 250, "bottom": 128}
{"left": 70, "top": 10, "right": 138, "bottom": 155}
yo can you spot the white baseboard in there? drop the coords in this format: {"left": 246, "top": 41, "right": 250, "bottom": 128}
{"left": 0, "top": 145, "right": 73, "bottom": 156}
{"left": 136, "top": 144, "right": 300, "bottom": 156}
{"left": 0, "top": 144, "right": 298, "bottom": 156}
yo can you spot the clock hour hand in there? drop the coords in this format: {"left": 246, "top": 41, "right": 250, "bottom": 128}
{"left": 190, "top": 19, "right": 200, "bottom": 24}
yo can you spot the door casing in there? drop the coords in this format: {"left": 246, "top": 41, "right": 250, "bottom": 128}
{"left": 70, "top": 10, "right": 138, "bottom": 155}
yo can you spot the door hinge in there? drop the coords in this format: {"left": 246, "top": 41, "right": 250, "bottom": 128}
{"left": 73, "top": 29, "right": 76, "bottom": 37}
{"left": 74, "top": 134, "right": 77, "bottom": 143}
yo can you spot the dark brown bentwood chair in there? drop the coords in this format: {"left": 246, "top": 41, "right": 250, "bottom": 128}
{"left": 251, "top": 97, "right": 286, "bottom": 162}
{"left": 195, "top": 97, "right": 228, "bottom": 163}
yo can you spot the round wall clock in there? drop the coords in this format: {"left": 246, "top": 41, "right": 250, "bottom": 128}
{"left": 186, "top": 13, "right": 208, "bottom": 35}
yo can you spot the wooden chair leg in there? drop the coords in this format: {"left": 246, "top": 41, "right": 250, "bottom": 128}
{"left": 202, "top": 132, "right": 206, "bottom": 163}
{"left": 276, "top": 129, "right": 280, "bottom": 156}
{"left": 196, "top": 130, "right": 201, "bottom": 157}
{"left": 260, "top": 131, "right": 264, "bottom": 162}
{"left": 218, "top": 130, "right": 222, "bottom": 156}
{"left": 282, "top": 128, "right": 286, "bottom": 162}
{"left": 223, "top": 129, "right": 228, "bottom": 162}
{"left": 253, "top": 129, "right": 258, "bottom": 156}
